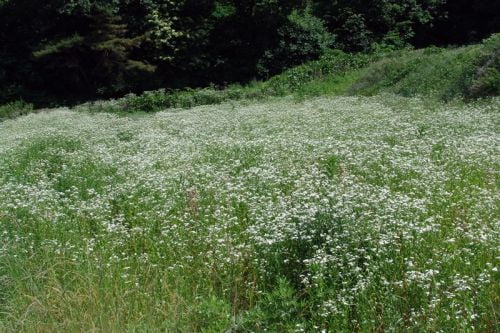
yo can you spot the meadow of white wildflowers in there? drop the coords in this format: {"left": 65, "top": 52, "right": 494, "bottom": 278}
{"left": 0, "top": 95, "right": 498, "bottom": 331}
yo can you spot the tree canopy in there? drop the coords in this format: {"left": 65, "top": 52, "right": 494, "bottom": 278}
{"left": 0, "top": 0, "right": 498, "bottom": 105}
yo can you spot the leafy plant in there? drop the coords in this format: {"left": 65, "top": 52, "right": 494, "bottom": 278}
{"left": 257, "top": 7, "right": 334, "bottom": 77}
{"left": 0, "top": 101, "right": 33, "bottom": 121}
{"left": 468, "top": 34, "right": 500, "bottom": 99}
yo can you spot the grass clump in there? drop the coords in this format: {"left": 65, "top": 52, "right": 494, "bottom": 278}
{"left": 351, "top": 33, "right": 500, "bottom": 100}
{"left": 0, "top": 100, "right": 33, "bottom": 121}
{"left": 468, "top": 34, "right": 500, "bottom": 99}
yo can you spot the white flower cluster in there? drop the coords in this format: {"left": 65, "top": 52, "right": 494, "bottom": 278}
{"left": 0, "top": 95, "right": 498, "bottom": 330}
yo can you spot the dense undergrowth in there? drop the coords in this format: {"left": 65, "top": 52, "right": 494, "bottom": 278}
{"left": 1, "top": 33, "right": 499, "bottom": 121}
{"left": 79, "top": 33, "right": 499, "bottom": 114}
{"left": 350, "top": 34, "right": 500, "bottom": 100}
{"left": 0, "top": 95, "right": 498, "bottom": 332}
{"left": 0, "top": 101, "right": 34, "bottom": 122}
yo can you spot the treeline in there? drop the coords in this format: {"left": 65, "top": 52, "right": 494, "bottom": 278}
{"left": 0, "top": 0, "right": 498, "bottom": 106}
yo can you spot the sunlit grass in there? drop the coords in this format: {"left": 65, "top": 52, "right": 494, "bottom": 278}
{"left": 0, "top": 95, "right": 498, "bottom": 332}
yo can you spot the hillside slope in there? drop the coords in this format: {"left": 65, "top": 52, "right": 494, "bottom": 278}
{"left": 1, "top": 34, "right": 498, "bottom": 121}
{"left": 0, "top": 95, "right": 498, "bottom": 331}
{"left": 111, "top": 33, "right": 499, "bottom": 114}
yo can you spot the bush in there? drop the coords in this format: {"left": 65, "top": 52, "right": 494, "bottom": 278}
{"left": 0, "top": 100, "right": 34, "bottom": 120}
{"left": 71, "top": 33, "right": 499, "bottom": 116}
{"left": 264, "top": 49, "right": 373, "bottom": 96}
{"left": 351, "top": 46, "right": 478, "bottom": 100}
{"left": 235, "top": 278, "right": 305, "bottom": 332}
{"left": 467, "top": 34, "right": 500, "bottom": 99}
{"left": 120, "top": 88, "right": 232, "bottom": 113}
{"left": 469, "top": 67, "right": 500, "bottom": 98}
{"left": 256, "top": 8, "right": 334, "bottom": 78}
{"left": 80, "top": 50, "right": 374, "bottom": 115}
{"left": 350, "top": 33, "right": 500, "bottom": 101}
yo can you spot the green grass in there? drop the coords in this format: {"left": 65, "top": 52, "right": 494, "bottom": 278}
{"left": 0, "top": 95, "right": 498, "bottom": 331}
{"left": 0, "top": 33, "right": 498, "bottom": 333}
{"left": 349, "top": 37, "right": 499, "bottom": 101}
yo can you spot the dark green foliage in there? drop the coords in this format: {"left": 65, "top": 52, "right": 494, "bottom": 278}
{"left": 67, "top": 35, "right": 498, "bottom": 117}
{"left": 0, "top": 0, "right": 498, "bottom": 105}
{"left": 469, "top": 66, "right": 500, "bottom": 99}
{"left": 3, "top": 35, "right": 498, "bottom": 119}
{"left": 0, "top": 101, "right": 33, "bottom": 120}
{"left": 414, "top": 0, "right": 500, "bottom": 47}
{"left": 311, "top": 0, "right": 447, "bottom": 52}
{"left": 323, "top": 155, "right": 343, "bottom": 179}
{"left": 350, "top": 34, "right": 500, "bottom": 101}
{"left": 467, "top": 34, "right": 500, "bottom": 99}
{"left": 234, "top": 279, "right": 306, "bottom": 332}
{"left": 0, "top": 0, "right": 179, "bottom": 104}
{"left": 97, "top": 50, "right": 372, "bottom": 113}
{"left": 32, "top": 6, "right": 154, "bottom": 99}
{"left": 265, "top": 50, "right": 373, "bottom": 95}
{"left": 256, "top": 8, "right": 334, "bottom": 78}
{"left": 121, "top": 88, "right": 232, "bottom": 113}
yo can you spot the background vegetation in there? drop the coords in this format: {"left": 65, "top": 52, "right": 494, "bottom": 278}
{"left": 0, "top": 0, "right": 498, "bottom": 106}
{"left": 67, "top": 34, "right": 498, "bottom": 117}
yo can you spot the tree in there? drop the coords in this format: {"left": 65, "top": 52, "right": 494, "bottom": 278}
{"left": 311, "top": 0, "right": 446, "bottom": 51}
{"left": 0, "top": 0, "right": 497, "bottom": 105}
{"left": 413, "top": 0, "right": 500, "bottom": 47}
{"left": 32, "top": 3, "right": 156, "bottom": 99}
{"left": 257, "top": 7, "right": 334, "bottom": 77}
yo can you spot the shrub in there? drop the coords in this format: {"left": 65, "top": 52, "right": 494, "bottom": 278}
{"left": 467, "top": 34, "right": 500, "bottom": 99}
{"left": 120, "top": 88, "right": 232, "bottom": 112}
{"left": 350, "top": 46, "right": 478, "bottom": 100}
{"left": 469, "top": 66, "right": 500, "bottom": 98}
{"left": 256, "top": 7, "right": 334, "bottom": 78}
{"left": 0, "top": 100, "right": 34, "bottom": 120}
{"left": 95, "top": 50, "right": 375, "bottom": 114}
{"left": 350, "top": 33, "right": 500, "bottom": 101}
{"left": 235, "top": 278, "right": 305, "bottom": 332}
{"left": 71, "top": 33, "right": 499, "bottom": 116}
{"left": 264, "top": 49, "right": 373, "bottom": 95}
